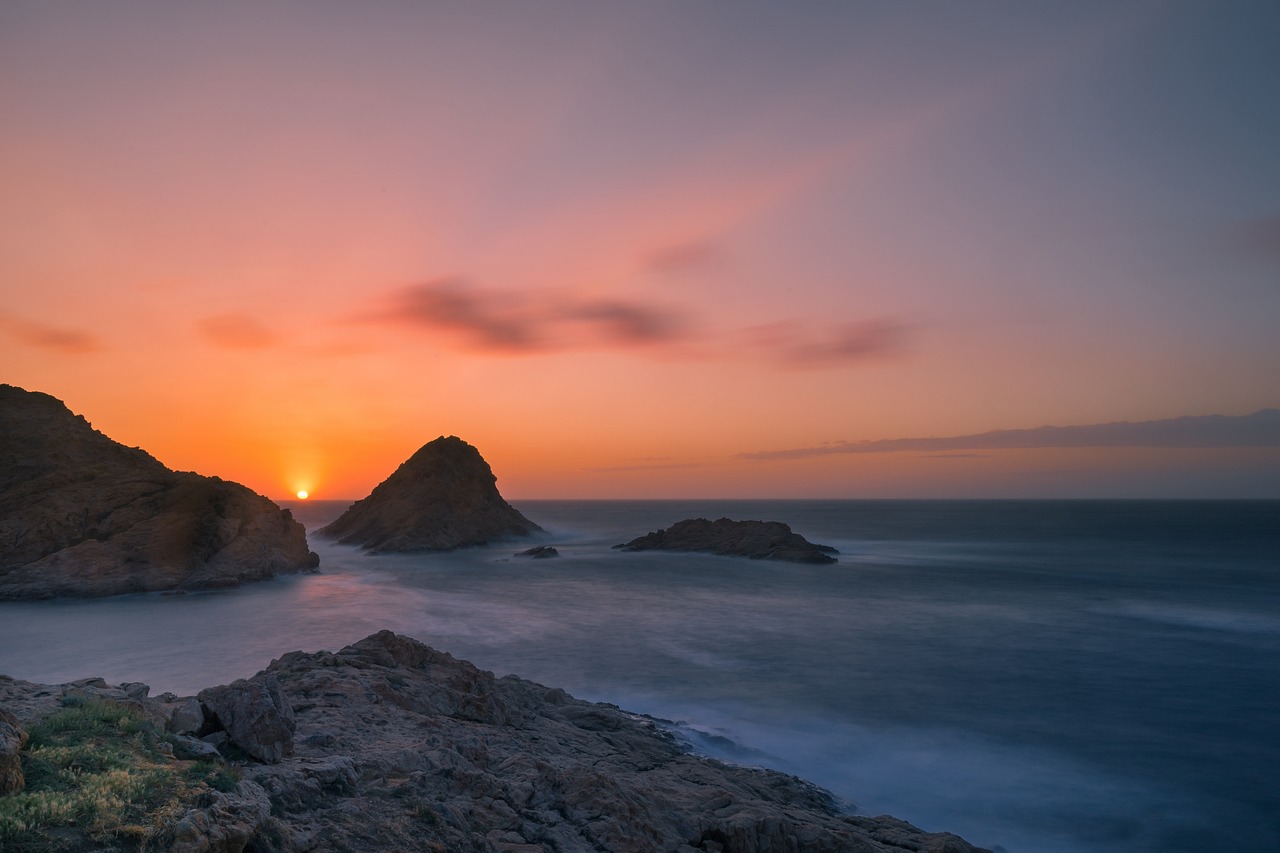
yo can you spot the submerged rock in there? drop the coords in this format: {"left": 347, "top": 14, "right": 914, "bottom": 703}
{"left": 0, "top": 384, "right": 319, "bottom": 600}
{"left": 319, "top": 435, "right": 541, "bottom": 552}
{"left": 615, "top": 517, "right": 839, "bottom": 564}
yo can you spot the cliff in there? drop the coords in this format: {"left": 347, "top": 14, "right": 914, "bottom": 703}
{"left": 0, "top": 631, "right": 991, "bottom": 853}
{"left": 0, "top": 385, "right": 318, "bottom": 600}
{"left": 319, "top": 436, "right": 541, "bottom": 552}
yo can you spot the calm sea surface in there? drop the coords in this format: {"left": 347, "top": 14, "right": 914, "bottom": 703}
{"left": 1, "top": 500, "right": 1276, "bottom": 853}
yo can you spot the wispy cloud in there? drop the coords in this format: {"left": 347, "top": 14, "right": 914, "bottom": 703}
{"left": 743, "top": 319, "right": 911, "bottom": 368}
{"left": 641, "top": 239, "right": 722, "bottom": 274}
{"left": 370, "top": 278, "right": 686, "bottom": 353}
{"left": 358, "top": 278, "right": 911, "bottom": 368}
{"left": 198, "top": 313, "right": 278, "bottom": 348}
{"left": 0, "top": 313, "right": 104, "bottom": 353}
{"left": 741, "top": 410, "right": 1280, "bottom": 460}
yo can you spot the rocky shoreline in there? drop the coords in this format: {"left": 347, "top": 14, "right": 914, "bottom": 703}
{"left": 1, "top": 631, "right": 991, "bottom": 852}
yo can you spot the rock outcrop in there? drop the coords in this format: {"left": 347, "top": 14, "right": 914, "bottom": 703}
{"left": 198, "top": 673, "right": 296, "bottom": 763}
{"left": 319, "top": 435, "right": 541, "bottom": 552}
{"left": 615, "top": 517, "right": 839, "bottom": 564}
{"left": 0, "top": 385, "right": 319, "bottom": 600}
{"left": 0, "top": 632, "right": 990, "bottom": 852}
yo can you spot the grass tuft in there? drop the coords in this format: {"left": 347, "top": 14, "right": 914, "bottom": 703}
{"left": 0, "top": 698, "right": 242, "bottom": 852}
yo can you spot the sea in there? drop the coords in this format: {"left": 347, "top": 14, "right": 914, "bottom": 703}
{"left": 1, "top": 499, "right": 1276, "bottom": 853}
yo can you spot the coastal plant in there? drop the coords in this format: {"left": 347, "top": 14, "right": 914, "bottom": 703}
{"left": 0, "top": 698, "right": 238, "bottom": 852}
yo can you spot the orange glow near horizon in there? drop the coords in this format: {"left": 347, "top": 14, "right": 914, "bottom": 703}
{"left": 2, "top": 3, "right": 1278, "bottom": 499}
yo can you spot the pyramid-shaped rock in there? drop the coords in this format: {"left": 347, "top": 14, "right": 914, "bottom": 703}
{"left": 320, "top": 436, "right": 540, "bottom": 552}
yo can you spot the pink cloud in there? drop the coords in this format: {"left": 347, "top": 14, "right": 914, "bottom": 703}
{"left": 0, "top": 313, "right": 104, "bottom": 354}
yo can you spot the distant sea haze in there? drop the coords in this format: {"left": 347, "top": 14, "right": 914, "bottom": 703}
{"left": 2, "top": 499, "right": 1276, "bottom": 853}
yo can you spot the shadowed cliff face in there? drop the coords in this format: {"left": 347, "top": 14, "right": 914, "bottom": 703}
{"left": 319, "top": 435, "right": 541, "bottom": 552}
{"left": 0, "top": 384, "right": 318, "bottom": 599}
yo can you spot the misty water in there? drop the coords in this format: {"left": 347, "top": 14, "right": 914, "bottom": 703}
{"left": 1, "top": 500, "right": 1277, "bottom": 853}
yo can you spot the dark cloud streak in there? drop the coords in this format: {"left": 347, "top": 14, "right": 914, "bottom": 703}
{"left": 362, "top": 278, "right": 910, "bottom": 368}
{"left": 742, "top": 410, "right": 1280, "bottom": 459}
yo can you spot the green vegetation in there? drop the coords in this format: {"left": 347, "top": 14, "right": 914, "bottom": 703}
{"left": 0, "top": 697, "right": 241, "bottom": 852}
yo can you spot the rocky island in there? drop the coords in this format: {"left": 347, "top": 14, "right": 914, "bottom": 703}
{"left": 615, "top": 518, "right": 839, "bottom": 565}
{"left": 319, "top": 435, "right": 542, "bottom": 552}
{"left": 0, "top": 385, "right": 318, "bottom": 600}
{"left": 0, "top": 631, "right": 989, "bottom": 852}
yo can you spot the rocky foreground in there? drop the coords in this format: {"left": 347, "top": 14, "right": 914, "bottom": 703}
{"left": 0, "top": 385, "right": 318, "bottom": 600}
{"left": 320, "top": 436, "right": 542, "bottom": 552}
{"left": 1, "top": 631, "right": 989, "bottom": 853}
{"left": 615, "top": 518, "right": 839, "bottom": 565}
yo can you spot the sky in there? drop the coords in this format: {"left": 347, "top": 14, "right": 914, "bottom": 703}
{"left": 2, "top": 0, "right": 1279, "bottom": 500}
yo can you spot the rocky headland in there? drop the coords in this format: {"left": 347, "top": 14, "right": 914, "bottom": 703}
{"left": 0, "top": 385, "right": 318, "bottom": 600}
{"left": 319, "top": 436, "right": 542, "bottom": 552}
{"left": 615, "top": 518, "right": 839, "bottom": 565}
{"left": 0, "top": 631, "right": 989, "bottom": 852}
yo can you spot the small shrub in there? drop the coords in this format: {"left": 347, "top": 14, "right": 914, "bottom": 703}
{"left": 0, "top": 697, "right": 244, "bottom": 851}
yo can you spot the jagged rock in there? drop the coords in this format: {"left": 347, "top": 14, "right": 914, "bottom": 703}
{"left": 167, "top": 695, "right": 206, "bottom": 735}
{"left": 171, "top": 779, "right": 271, "bottom": 853}
{"left": 615, "top": 517, "right": 840, "bottom": 564}
{"left": 0, "top": 384, "right": 320, "bottom": 600}
{"left": 198, "top": 673, "right": 295, "bottom": 763}
{"left": 172, "top": 733, "right": 222, "bottom": 761}
{"left": 0, "top": 707, "right": 27, "bottom": 794}
{"left": 515, "top": 545, "right": 559, "bottom": 558}
{"left": 0, "top": 633, "right": 991, "bottom": 852}
{"left": 319, "top": 435, "right": 542, "bottom": 552}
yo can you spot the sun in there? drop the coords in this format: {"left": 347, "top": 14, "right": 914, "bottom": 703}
{"left": 296, "top": 490, "right": 309, "bottom": 500}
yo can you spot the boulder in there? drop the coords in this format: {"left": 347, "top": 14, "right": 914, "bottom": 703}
{"left": 615, "top": 517, "right": 839, "bottom": 564}
{"left": 170, "top": 780, "right": 271, "bottom": 853}
{"left": 0, "top": 384, "right": 320, "bottom": 600}
{"left": 198, "top": 674, "right": 295, "bottom": 764}
{"left": 0, "top": 707, "right": 27, "bottom": 795}
{"left": 319, "top": 435, "right": 541, "bottom": 552}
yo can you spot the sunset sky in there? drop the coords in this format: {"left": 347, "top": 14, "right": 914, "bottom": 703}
{"left": 3, "top": 1, "right": 1278, "bottom": 499}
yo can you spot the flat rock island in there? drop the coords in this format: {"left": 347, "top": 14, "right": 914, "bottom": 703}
{"left": 319, "top": 436, "right": 541, "bottom": 552}
{"left": 615, "top": 517, "right": 839, "bottom": 564}
{"left": 0, "top": 385, "right": 318, "bottom": 600}
{"left": 0, "top": 631, "right": 990, "bottom": 852}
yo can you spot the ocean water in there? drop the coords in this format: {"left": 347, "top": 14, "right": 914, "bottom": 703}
{"left": 1, "top": 499, "right": 1276, "bottom": 853}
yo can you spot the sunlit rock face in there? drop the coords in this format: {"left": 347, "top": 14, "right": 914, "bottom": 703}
{"left": 319, "top": 435, "right": 541, "bottom": 552}
{"left": 0, "top": 384, "right": 318, "bottom": 600}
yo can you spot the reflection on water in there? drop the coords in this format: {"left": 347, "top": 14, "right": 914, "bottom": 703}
{"left": 1, "top": 500, "right": 1277, "bottom": 853}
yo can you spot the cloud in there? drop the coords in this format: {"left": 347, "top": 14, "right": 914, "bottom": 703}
{"left": 368, "top": 278, "right": 687, "bottom": 353}
{"left": 198, "top": 313, "right": 278, "bottom": 348}
{"left": 742, "top": 318, "right": 910, "bottom": 368}
{"left": 641, "top": 240, "right": 722, "bottom": 274}
{"left": 361, "top": 278, "right": 910, "bottom": 368}
{"left": 0, "top": 313, "right": 103, "bottom": 353}
{"left": 741, "top": 410, "right": 1280, "bottom": 460}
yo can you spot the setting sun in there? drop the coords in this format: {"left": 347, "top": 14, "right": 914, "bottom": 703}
{"left": 295, "top": 490, "right": 309, "bottom": 500}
